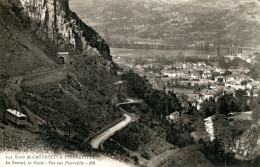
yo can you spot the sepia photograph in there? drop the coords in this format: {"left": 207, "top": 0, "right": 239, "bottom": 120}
{"left": 0, "top": 0, "right": 260, "bottom": 166}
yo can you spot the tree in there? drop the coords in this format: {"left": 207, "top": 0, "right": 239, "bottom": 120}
{"left": 253, "top": 92, "right": 260, "bottom": 123}
{"left": 241, "top": 80, "right": 247, "bottom": 86}
{"left": 223, "top": 70, "right": 232, "bottom": 76}
{"left": 122, "top": 71, "right": 182, "bottom": 118}
{"left": 235, "top": 89, "right": 246, "bottom": 98}
{"left": 218, "top": 56, "right": 228, "bottom": 69}
{"left": 200, "top": 98, "right": 216, "bottom": 117}
{"left": 216, "top": 94, "right": 241, "bottom": 115}
{"left": 250, "top": 63, "right": 260, "bottom": 80}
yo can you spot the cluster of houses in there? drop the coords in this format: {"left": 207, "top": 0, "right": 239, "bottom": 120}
{"left": 113, "top": 53, "right": 260, "bottom": 113}
{"left": 158, "top": 62, "right": 259, "bottom": 110}
{"left": 225, "top": 53, "right": 257, "bottom": 64}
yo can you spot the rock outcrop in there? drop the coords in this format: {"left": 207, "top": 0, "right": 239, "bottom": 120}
{"left": 230, "top": 125, "right": 260, "bottom": 160}
{"left": 0, "top": 0, "right": 111, "bottom": 61}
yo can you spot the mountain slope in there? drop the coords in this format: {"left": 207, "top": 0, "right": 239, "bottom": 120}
{"left": 0, "top": 0, "right": 121, "bottom": 152}
{"left": 0, "top": 1, "right": 56, "bottom": 77}
{"left": 70, "top": 0, "right": 260, "bottom": 47}
{"left": 0, "top": 1, "right": 179, "bottom": 164}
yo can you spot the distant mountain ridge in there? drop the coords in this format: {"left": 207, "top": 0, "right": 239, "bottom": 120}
{"left": 70, "top": 0, "right": 260, "bottom": 47}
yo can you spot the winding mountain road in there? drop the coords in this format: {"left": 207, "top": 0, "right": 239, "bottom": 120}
{"left": 90, "top": 98, "right": 143, "bottom": 149}
{"left": 116, "top": 98, "right": 143, "bottom": 106}
{"left": 90, "top": 113, "right": 132, "bottom": 149}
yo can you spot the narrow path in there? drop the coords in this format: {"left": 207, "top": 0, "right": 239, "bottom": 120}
{"left": 21, "top": 69, "right": 67, "bottom": 87}
{"left": 146, "top": 149, "right": 179, "bottom": 167}
{"left": 90, "top": 114, "right": 133, "bottom": 149}
{"left": 228, "top": 111, "right": 253, "bottom": 121}
{"left": 114, "top": 80, "right": 124, "bottom": 85}
{"left": 204, "top": 117, "right": 215, "bottom": 142}
{"left": 116, "top": 98, "right": 143, "bottom": 106}
{"left": 90, "top": 98, "right": 142, "bottom": 149}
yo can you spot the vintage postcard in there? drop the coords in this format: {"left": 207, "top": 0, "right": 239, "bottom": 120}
{"left": 0, "top": 0, "right": 260, "bottom": 166}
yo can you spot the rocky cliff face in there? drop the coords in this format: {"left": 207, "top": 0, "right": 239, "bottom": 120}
{"left": 229, "top": 105, "right": 260, "bottom": 160}
{"left": 1, "top": 0, "right": 111, "bottom": 61}
{"left": 230, "top": 125, "right": 260, "bottom": 160}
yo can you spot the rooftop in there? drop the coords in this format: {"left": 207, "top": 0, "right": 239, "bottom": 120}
{"left": 57, "top": 52, "right": 70, "bottom": 55}
{"left": 6, "top": 109, "right": 27, "bottom": 117}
